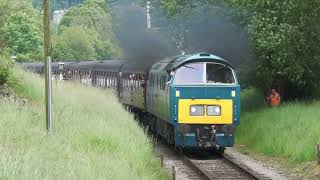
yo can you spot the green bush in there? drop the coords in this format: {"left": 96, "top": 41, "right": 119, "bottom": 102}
{"left": 53, "top": 0, "right": 121, "bottom": 61}
{"left": 0, "top": 64, "right": 9, "bottom": 85}
{"left": 241, "top": 88, "right": 267, "bottom": 112}
{"left": 53, "top": 26, "right": 97, "bottom": 61}
{"left": 1, "top": 11, "right": 42, "bottom": 56}
{"left": 15, "top": 52, "right": 43, "bottom": 62}
{"left": 7, "top": 67, "right": 42, "bottom": 101}
{"left": 0, "top": 50, "right": 12, "bottom": 85}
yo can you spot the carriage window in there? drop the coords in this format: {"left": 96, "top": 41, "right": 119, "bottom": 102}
{"left": 149, "top": 74, "right": 154, "bottom": 88}
{"left": 174, "top": 63, "right": 205, "bottom": 85}
{"left": 206, "top": 63, "right": 235, "bottom": 84}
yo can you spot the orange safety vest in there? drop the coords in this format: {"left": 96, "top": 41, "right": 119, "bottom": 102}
{"left": 270, "top": 93, "right": 280, "bottom": 107}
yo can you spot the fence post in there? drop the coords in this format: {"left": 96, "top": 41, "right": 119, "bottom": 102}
{"left": 172, "top": 166, "right": 175, "bottom": 180}
{"left": 153, "top": 139, "right": 156, "bottom": 150}
{"left": 160, "top": 155, "right": 163, "bottom": 167}
{"left": 317, "top": 144, "right": 320, "bottom": 165}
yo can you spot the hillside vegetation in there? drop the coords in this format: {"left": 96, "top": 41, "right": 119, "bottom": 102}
{"left": 0, "top": 0, "right": 42, "bottom": 61}
{"left": 236, "top": 89, "right": 320, "bottom": 163}
{"left": 0, "top": 68, "right": 168, "bottom": 180}
{"left": 0, "top": 0, "right": 120, "bottom": 62}
{"left": 53, "top": 0, "right": 121, "bottom": 61}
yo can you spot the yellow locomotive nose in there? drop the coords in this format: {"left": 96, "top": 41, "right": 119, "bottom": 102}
{"left": 178, "top": 99, "right": 233, "bottom": 124}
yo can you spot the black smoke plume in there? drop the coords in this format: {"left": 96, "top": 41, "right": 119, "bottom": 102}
{"left": 172, "top": 5, "right": 251, "bottom": 67}
{"left": 110, "top": 1, "right": 250, "bottom": 67}
{"left": 110, "top": 1, "right": 177, "bottom": 66}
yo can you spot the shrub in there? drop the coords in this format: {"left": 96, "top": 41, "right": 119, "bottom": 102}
{"left": 0, "top": 50, "right": 12, "bottom": 85}
{"left": 241, "top": 88, "right": 267, "bottom": 112}
{"left": 15, "top": 52, "right": 43, "bottom": 62}
{"left": 1, "top": 12, "right": 42, "bottom": 55}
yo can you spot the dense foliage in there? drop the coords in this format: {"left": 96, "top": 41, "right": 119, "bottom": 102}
{"left": 0, "top": 0, "right": 40, "bottom": 85}
{"left": 2, "top": 12, "right": 42, "bottom": 59}
{"left": 32, "top": 0, "right": 85, "bottom": 11}
{"left": 228, "top": 0, "right": 320, "bottom": 99}
{"left": 53, "top": 0, "right": 121, "bottom": 61}
{"left": 54, "top": 26, "right": 97, "bottom": 60}
{"left": 0, "top": 0, "right": 42, "bottom": 62}
{"left": 0, "top": 50, "right": 11, "bottom": 85}
{"left": 147, "top": 0, "right": 320, "bottom": 99}
{"left": 0, "top": 0, "right": 120, "bottom": 62}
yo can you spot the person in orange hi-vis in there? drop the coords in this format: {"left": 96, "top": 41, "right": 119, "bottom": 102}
{"left": 267, "top": 89, "right": 281, "bottom": 107}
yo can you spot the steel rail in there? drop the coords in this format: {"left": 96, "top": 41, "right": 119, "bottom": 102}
{"left": 222, "top": 153, "right": 270, "bottom": 180}
{"left": 181, "top": 155, "right": 212, "bottom": 180}
{"left": 181, "top": 153, "right": 263, "bottom": 180}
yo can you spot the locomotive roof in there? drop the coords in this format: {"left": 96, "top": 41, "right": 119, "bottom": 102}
{"left": 151, "top": 53, "right": 234, "bottom": 73}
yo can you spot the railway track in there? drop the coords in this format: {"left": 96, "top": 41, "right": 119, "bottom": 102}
{"left": 180, "top": 151, "right": 268, "bottom": 180}
{"left": 134, "top": 111, "right": 268, "bottom": 180}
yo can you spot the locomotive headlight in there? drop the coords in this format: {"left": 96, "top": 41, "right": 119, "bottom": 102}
{"left": 190, "top": 105, "right": 204, "bottom": 116}
{"left": 207, "top": 105, "right": 221, "bottom": 116}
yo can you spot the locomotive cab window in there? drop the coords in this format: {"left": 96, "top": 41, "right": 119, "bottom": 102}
{"left": 206, "top": 63, "right": 235, "bottom": 84}
{"left": 174, "top": 62, "right": 236, "bottom": 85}
{"left": 174, "top": 63, "right": 205, "bottom": 85}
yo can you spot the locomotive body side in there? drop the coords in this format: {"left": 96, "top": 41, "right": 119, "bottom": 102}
{"left": 146, "top": 62, "right": 171, "bottom": 121}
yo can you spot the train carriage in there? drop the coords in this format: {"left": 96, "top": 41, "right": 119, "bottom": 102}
{"left": 118, "top": 63, "right": 148, "bottom": 110}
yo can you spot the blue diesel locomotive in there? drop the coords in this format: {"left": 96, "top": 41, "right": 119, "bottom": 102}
{"left": 144, "top": 53, "right": 240, "bottom": 151}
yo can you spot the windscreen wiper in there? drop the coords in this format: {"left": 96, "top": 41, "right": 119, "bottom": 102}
{"left": 182, "top": 65, "right": 197, "bottom": 70}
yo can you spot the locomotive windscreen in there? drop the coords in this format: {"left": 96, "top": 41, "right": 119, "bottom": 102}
{"left": 174, "top": 63, "right": 204, "bottom": 84}
{"left": 206, "top": 63, "right": 235, "bottom": 84}
{"left": 174, "top": 62, "right": 235, "bottom": 85}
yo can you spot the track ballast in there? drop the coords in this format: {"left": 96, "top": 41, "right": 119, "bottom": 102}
{"left": 181, "top": 151, "right": 261, "bottom": 180}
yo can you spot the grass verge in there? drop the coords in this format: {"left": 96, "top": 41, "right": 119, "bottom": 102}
{"left": 236, "top": 88, "right": 320, "bottom": 163}
{"left": 0, "top": 68, "right": 168, "bottom": 180}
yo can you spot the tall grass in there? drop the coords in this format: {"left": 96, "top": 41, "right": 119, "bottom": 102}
{"left": 0, "top": 68, "right": 168, "bottom": 180}
{"left": 237, "top": 88, "right": 320, "bottom": 163}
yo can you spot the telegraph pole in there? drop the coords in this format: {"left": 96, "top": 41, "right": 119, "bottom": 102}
{"left": 44, "top": 0, "right": 53, "bottom": 132}
{"left": 146, "top": 1, "right": 151, "bottom": 29}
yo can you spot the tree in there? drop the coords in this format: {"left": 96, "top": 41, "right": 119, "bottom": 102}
{"left": 54, "top": 0, "right": 121, "bottom": 61}
{"left": 0, "top": 0, "right": 43, "bottom": 61}
{"left": 2, "top": 12, "right": 42, "bottom": 56}
{"left": 225, "top": 0, "right": 320, "bottom": 99}
{"left": 32, "top": 0, "right": 85, "bottom": 11}
{"left": 53, "top": 26, "right": 97, "bottom": 61}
